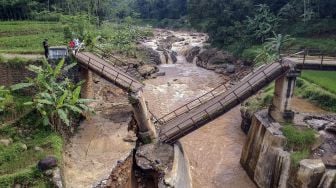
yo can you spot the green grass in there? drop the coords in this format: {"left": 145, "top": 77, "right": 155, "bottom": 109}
{"left": 301, "top": 71, "right": 336, "bottom": 94}
{"left": 291, "top": 150, "right": 310, "bottom": 167}
{"left": 289, "top": 37, "right": 336, "bottom": 53}
{"left": 0, "top": 21, "right": 65, "bottom": 54}
{"left": 296, "top": 78, "right": 336, "bottom": 112}
{"left": 282, "top": 124, "right": 316, "bottom": 151}
{"left": 0, "top": 113, "right": 63, "bottom": 187}
{"left": 241, "top": 83, "right": 274, "bottom": 114}
{"left": 282, "top": 124, "right": 316, "bottom": 167}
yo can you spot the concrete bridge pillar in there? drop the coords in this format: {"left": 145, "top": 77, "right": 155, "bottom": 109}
{"left": 129, "top": 90, "right": 157, "bottom": 143}
{"left": 269, "top": 70, "right": 301, "bottom": 122}
{"left": 80, "top": 68, "right": 94, "bottom": 99}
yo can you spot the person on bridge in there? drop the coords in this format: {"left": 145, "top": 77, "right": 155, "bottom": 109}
{"left": 43, "top": 39, "right": 49, "bottom": 58}
{"left": 69, "top": 40, "right": 75, "bottom": 49}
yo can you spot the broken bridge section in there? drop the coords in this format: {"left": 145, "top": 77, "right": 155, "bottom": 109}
{"left": 73, "top": 51, "right": 157, "bottom": 140}
{"left": 74, "top": 51, "right": 144, "bottom": 93}
{"left": 158, "top": 50, "right": 336, "bottom": 144}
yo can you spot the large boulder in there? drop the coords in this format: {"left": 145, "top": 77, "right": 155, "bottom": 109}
{"left": 0, "top": 138, "right": 13, "bottom": 146}
{"left": 138, "top": 64, "right": 159, "bottom": 78}
{"left": 38, "top": 156, "right": 58, "bottom": 171}
{"left": 196, "top": 49, "right": 236, "bottom": 72}
{"left": 139, "top": 46, "right": 162, "bottom": 65}
{"left": 185, "top": 46, "right": 201, "bottom": 63}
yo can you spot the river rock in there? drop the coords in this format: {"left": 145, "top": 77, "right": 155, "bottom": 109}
{"left": 138, "top": 64, "right": 158, "bottom": 77}
{"left": 52, "top": 167, "right": 63, "bottom": 188}
{"left": 139, "top": 46, "right": 162, "bottom": 65}
{"left": 166, "top": 35, "right": 185, "bottom": 43}
{"left": 297, "top": 159, "right": 325, "bottom": 188}
{"left": 196, "top": 49, "right": 236, "bottom": 70}
{"left": 325, "top": 123, "right": 336, "bottom": 134}
{"left": 226, "top": 64, "right": 236, "bottom": 73}
{"left": 171, "top": 51, "right": 178, "bottom": 63}
{"left": 35, "top": 146, "right": 44, "bottom": 152}
{"left": 136, "top": 143, "right": 174, "bottom": 173}
{"left": 0, "top": 138, "right": 13, "bottom": 146}
{"left": 306, "top": 118, "right": 330, "bottom": 131}
{"left": 20, "top": 143, "right": 27, "bottom": 150}
{"left": 38, "top": 156, "right": 58, "bottom": 171}
{"left": 185, "top": 46, "right": 201, "bottom": 63}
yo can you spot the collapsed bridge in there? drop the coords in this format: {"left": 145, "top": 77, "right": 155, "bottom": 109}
{"left": 73, "top": 48, "right": 336, "bottom": 144}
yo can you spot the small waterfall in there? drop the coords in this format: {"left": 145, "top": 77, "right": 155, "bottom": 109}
{"left": 167, "top": 52, "right": 173, "bottom": 64}
{"left": 159, "top": 52, "right": 166, "bottom": 64}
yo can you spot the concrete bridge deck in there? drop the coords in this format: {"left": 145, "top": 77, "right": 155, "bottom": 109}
{"left": 74, "top": 52, "right": 144, "bottom": 93}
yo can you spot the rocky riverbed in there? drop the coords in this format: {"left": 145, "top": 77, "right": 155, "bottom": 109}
{"left": 142, "top": 29, "right": 256, "bottom": 188}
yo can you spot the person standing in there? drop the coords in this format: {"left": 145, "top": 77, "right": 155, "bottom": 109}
{"left": 43, "top": 39, "right": 49, "bottom": 58}
{"left": 69, "top": 40, "right": 75, "bottom": 52}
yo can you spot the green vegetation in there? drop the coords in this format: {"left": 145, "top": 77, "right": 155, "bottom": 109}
{"left": 0, "top": 22, "right": 64, "bottom": 54}
{"left": 0, "top": 114, "right": 63, "bottom": 187}
{"left": 282, "top": 124, "right": 316, "bottom": 166}
{"left": 301, "top": 71, "right": 336, "bottom": 94}
{"left": 241, "top": 83, "right": 274, "bottom": 114}
{"left": 282, "top": 124, "right": 316, "bottom": 150}
{"left": 290, "top": 150, "right": 310, "bottom": 167}
{"left": 296, "top": 78, "right": 336, "bottom": 112}
{"left": 22, "top": 59, "right": 93, "bottom": 131}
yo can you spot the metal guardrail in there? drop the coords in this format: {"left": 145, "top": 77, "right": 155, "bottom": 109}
{"left": 75, "top": 52, "right": 143, "bottom": 93}
{"left": 159, "top": 62, "right": 289, "bottom": 143}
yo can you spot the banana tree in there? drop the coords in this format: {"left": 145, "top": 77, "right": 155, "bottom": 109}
{"left": 23, "top": 59, "right": 93, "bottom": 131}
{"left": 264, "top": 33, "right": 294, "bottom": 60}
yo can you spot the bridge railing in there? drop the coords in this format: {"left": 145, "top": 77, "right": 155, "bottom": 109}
{"left": 155, "top": 82, "right": 230, "bottom": 125}
{"left": 160, "top": 62, "right": 288, "bottom": 143}
{"left": 76, "top": 52, "right": 143, "bottom": 92}
{"left": 92, "top": 46, "right": 143, "bottom": 78}
{"left": 283, "top": 48, "right": 336, "bottom": 68}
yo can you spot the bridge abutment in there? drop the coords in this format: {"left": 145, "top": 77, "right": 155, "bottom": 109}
{"left": 269, "top": 70, "right": 300, "bottom": 122}
{"left": 130, "top": 90, "right": 157, "bottom": 143}
{"left": 80, "top": 68, "right": 94, "bottom": 99}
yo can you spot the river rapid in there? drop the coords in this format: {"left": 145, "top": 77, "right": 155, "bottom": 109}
{"left": 142, "top": 29, "right": 256, "bottom": 188}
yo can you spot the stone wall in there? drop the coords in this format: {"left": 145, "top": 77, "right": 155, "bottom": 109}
{"left": 240, "top": 110, "right": 336, "bottom": 188}
{"left": 0, "top": 63, "right": 35, "bottom": 86}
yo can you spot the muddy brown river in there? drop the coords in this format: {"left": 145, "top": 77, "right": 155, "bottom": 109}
{"left": 143, "top": 63, "right": 255, "bottom": 188}
{"left": 141, "top": 29, "right": 258, "bottom": 187}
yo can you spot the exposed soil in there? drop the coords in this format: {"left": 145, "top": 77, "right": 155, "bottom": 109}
{"left": 62, "top": 75, "right": 136, "bottom": 188}
{"left": 292, "top": 96, "right": 326, "bottom": 113}
{"left": 0, "top": 53, "right": 43, "bottom": 59}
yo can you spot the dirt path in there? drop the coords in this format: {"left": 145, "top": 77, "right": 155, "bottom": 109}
{"left": 292, "top": 96, "right": 326, "bottom": 113}
{"left": 0, "top": 53, "right": 43, "bottom": 59}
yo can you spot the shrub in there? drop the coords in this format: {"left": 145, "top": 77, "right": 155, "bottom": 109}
{"left": 296, "top": 78, "right": 336, "bottom": 112}
{"left": 282, "top": 124, "right": 316, "bottom": 151}
{"left": 291, "top": 150, "right": 309, "bottom": 167}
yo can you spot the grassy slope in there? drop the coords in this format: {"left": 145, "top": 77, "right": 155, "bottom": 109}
{"left": 0, "top": 21, "right": 64, "bottom": 54}
{"left": 301, "top": 71, "right": 336, "bottom": 94}
{"left": 0, "top": 118, "right": 63, "bottom": 187}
